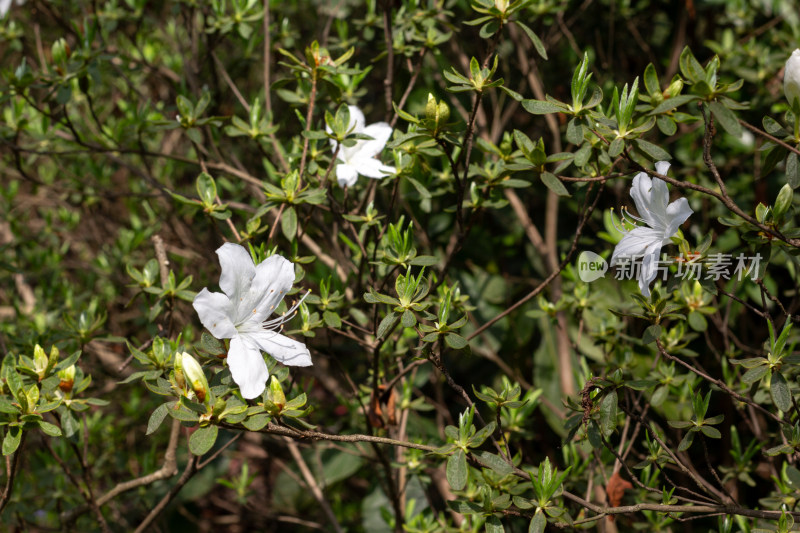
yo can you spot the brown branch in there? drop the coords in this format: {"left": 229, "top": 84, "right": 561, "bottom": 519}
{"left": 0, "top": 431, "right": 25, "bottom": 514}
{"left": 654, "top": 339, "right": 787, "bottom": 427}
{"left": 468, "top": 182, "right": 603, "bottom": 340}
{"left": 132, "top": 454, "right": 199, "bottom": 533}
{"left": 284, "top": 437, "right": 344, "bottom": 533}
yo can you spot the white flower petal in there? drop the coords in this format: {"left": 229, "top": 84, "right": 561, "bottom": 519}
{"left": 631, "top": 169, "right": 672, "bottom": 230}
{"left": 785, "top": 49, "right": 800, "bottom": 108}
{"left": 193, "top": 288, "right": 237, "bottom": 339}
{"left": 357, "top": 123, "right": 393, "bottom": 159}
{"left": 347, "top": 105, "right": 366, "bottom": 133}
{"left": 216, "top": 243, "right": 255, "bottom": 301}
{"left": 610, "top": 226, "right": 664, "bottom": 265}
{"left": 638, "top": 240, "right": 664, "bottom": 298}
{"left": 336, "top": 164, "right": 359, "bottom": 187}
{"left": 228, "top": 335, "right": 269, "bottom": 399}
{"left": 249, "top": 329, "right": 312, "bottom": 367}
{"left": 654, "top": 160, "right": 671, "bottom": 177}
{"left": 630, "top": 172, "right": 655, "bottom": 224}
{"left": 664, "top": 198, "right": 694, "bottom": 237}
{"left": 243, "top": 254, "right": 296, "bottom": 324}
{"left": 352, "top": 156, "right": 396, "bottom": 179}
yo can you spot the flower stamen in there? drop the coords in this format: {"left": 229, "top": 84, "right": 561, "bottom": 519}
{"left": 262, "top": 291, "right": 309, "bottom": 331}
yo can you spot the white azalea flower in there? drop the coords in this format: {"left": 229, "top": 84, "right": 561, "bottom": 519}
{"left": 785, "top": 49, "right": 800, "bottom": 109}
{"left": 330, "top": 105, "right": 396, "bottom": 187}
{"left": 610, "top": 161, "right": 693, "bottom": 298}
{"left": 193, "top": 243, "right": 312, "bottom": 399}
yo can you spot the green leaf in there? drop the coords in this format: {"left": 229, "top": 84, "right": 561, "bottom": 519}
{"left": 786, "top": 466, "right": 800, "bottom": 488}
{"left": 2, "top": 426, "right": 22, "bottom": 455}
{"left": 565, "top": 118, "right": 582, "bottom": 145}
{"left": 788, "top": 152, "right": 799, "bottom": 189}
{"left": 514, "top": 21, "right": 547, "bottom": 60}
{"left": 541, "top": 172, "right": 569, "bottom": 196}
{"left": 242, "top": 414, "right": 271, "bottom": 431}
{"left": 651, "top": 385, "right": 668, "bottom": 407}
{"left": 677, "top": 430, "right": 695, "bottom": 452}
{"left": 196, "top": 172, "right": 217, "bottom": 206}
{"left": 479, "top": 20, "right": 499, "bottom": 39}
{"left": 687, "top": 311, "right": 707, "bottom": 332}
{"left": 770, "top": 371, "right": 792, "bottom": 412}
{"left": 521, "top": 99, "right": 565, "bottom": 115}
{"left": 741, "top": 364, "right": 769, "bottom": 384}
{"left": 189, "top": 425, "right": 218, "bottom": 456}
{"left": 147, "top": 402, "right": 171, "bottom": 435}
{"left": 281, "top": 206, "right": 297, "bottom": 240}
{"left": 656, "top": 115, "right": 677, "bottom": 136}
{"left": 476, "top": 451, "right": 513, "bottom": 475}
{"left": 323, "top": 310, "right": 342, "bottom": 329}
{"left": 774, "top": 183, "right": 794, "bottom": 219}
{"left": 699, "top": 425, "right": 722, "bottom": 439}
{"left": 763, "top": 115, "right": 785, "bottom": 135}
{"left": 634, "top": 139, "right": 671, "bottom": 161}
{"left": 201, "top": 331, "right": 226, "bottom": 356}
{"left": 401, "top": 309, "right": 416, "bottom": 328}
{"left": 642, "top": 324, "right": 661, "bottom": 344}
{"left": 0, "top": 398, "right": 19, "bottom": 414}
{"left": 61, "top": 410, "right": 80, "bottom": 438}
{"left": 650, "top": 94, "right": 698, "bottom": 114}
{"left": 377, "top": 312, "right": 399, "bottom": 339}
{"left": 37, "top": 420, "right": 62, "bottom": 437}
{"left": 599, "top": 390, "right": 618, "bottom": 436}
{"left": 529, "top": 510, "right": 546, "bottom": 533}
{"left": 445, "top": 333, "right": 468, "bottom": 350}
{"left": 643, "top": 63, "right": 660, "bottom": 98}
{"left": 485, "top": 515, "right": 505, "bottom": 533}
{"left": 409, "top": 255, "right": 438, "bottom": 266}
{"left": 679, "top": 46, "right": 705, "bottom": 83}
{"left": 608, "top": 137, "right": 624, "bottom": 158}
{"left": 446, "top": 449, "right": 468, "bottom": 490}
{"left": 708, "top": 101, "right": 742, "bottom": 136}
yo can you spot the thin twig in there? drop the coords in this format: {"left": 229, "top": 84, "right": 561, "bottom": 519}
{"left": 133, "top": 455, "right": 199, "bottom": 533}
{"left": 284, "top": 438, "right": 344, "bottom": 533}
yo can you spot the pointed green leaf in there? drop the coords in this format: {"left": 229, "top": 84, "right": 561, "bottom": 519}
{"left": 514, "top": 21, "right": 547, "bottom": 60}
{"left": 2, "top": 426, "right": 21, "bottom": 455}
{"left": 281, "top": 206, "right": 297, "bottom": 241}
{"left": 147, "top": 402, "right": 171, "bottom": 435}
{"left": 771, "top": 371, "right": 792, "bottom": 412}
{"left": 446, "top": 449, "right": 468, "bottom": 490}
{"left": 708, "top": 101, "right": 742, "bottom": 136}
{"left": 600, "top": 390, "right": 618, "bottom": 436}
{"left": 541, "top": 172, "right": 569, "bottom": 196}
{"left": 521, "top": 99, "right": 565, "bottom": 115}
{"left": 529, "top": 510, "right": 546, "bottom": 533}
{"left": 189, "top": 425, "right": 218, "bottom": 456}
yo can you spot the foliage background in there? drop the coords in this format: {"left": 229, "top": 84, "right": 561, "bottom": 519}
{"left": 2, "top": 0, "right": 800, "bottom": 531}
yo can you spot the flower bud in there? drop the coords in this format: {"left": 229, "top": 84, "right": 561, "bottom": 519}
{"left": 425, "top": 93, "right": 450, "bottom": 125}
{"left": 263, "top": 376, "right": 285, "bottom": 415}
{"left": 33, "top": 344, "right": 48, "bottom": 380}
{"left": 785, "top": 49, "right": 800, "bottom": 110}
{"left": 51, "top": 38, "right": 70, "bottom": 66}
{"left": 267, "top": 375, "right": 286, "bottom": 408}
{"left": 425, "top": 93, "right": 437, "bottom": 119}
{"left": 176, "top": 352, "right": 210, "bottom": 404}
{"left": 173, "top": 352, "right": 186, "bottom": 391}
{"left": 58, "top": 365, "right": 75, "bottom": 393}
